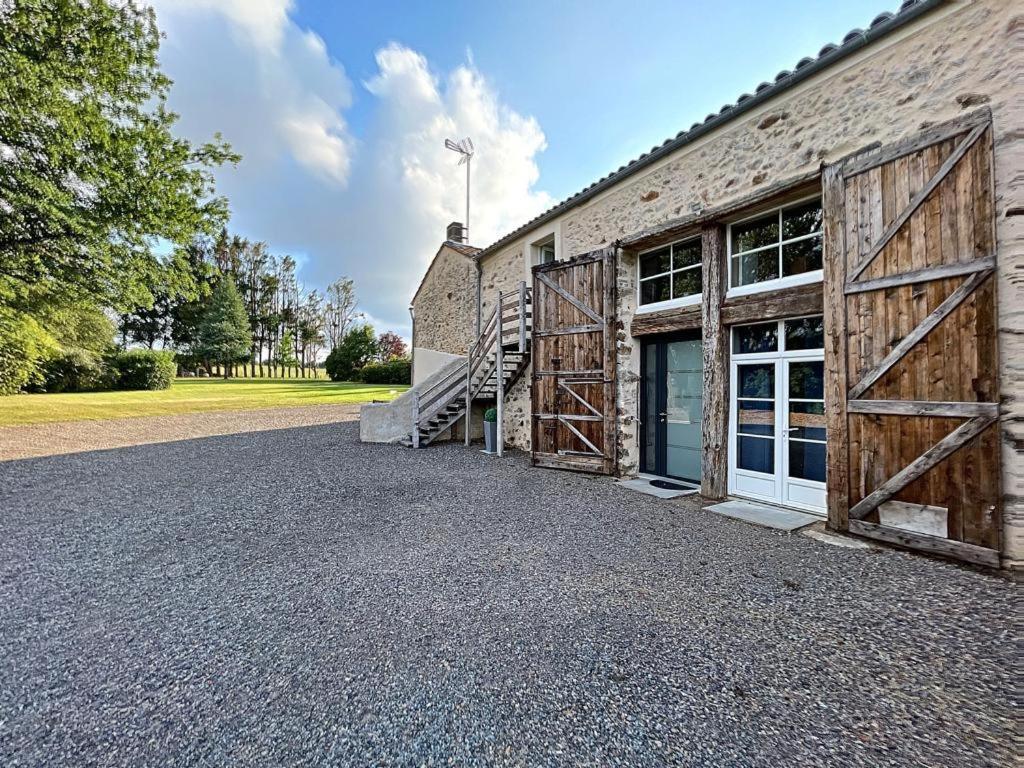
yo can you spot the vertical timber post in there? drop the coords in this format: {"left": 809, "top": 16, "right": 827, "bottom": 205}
{"left": 464, "top": 349, "right": 473, "bottom": 447}
{"left": 518, "top": 280, "right": 527, "bottom": 353}
{"left": 822, "top": 162, "right": 850, "bottom": 531}
{"left": 496, "top": 291, "right": 505, "bottom": 457}
{"left": 701, "top": 223, "right": 729, "bottom": 499}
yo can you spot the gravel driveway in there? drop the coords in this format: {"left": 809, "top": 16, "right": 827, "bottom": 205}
{"left": 0, "top": 419, "right": 1016, "bottom": 766}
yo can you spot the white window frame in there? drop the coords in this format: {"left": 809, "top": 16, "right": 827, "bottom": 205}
{"left": 635, "top": 236, "right": 702, "bottom": 315}
{"left": 531, "top": 234, "right": 556, "bottom": 267}
{"left": 726, "top": 194, "right": 824, "bottom": 298}
{"left": 727, "top": 314, "right": 827, "bottom": 514}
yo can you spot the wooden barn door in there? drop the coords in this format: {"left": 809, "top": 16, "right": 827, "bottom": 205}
{"left": 822, "top": 111, "right": 1001, "bottom": 566}
{"left": 531, "top": 247, "right": 618, "bottom": 474}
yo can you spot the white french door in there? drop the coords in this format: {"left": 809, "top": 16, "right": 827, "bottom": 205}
{"left": 728, "top": 317, "right": 827, "bottom": 514}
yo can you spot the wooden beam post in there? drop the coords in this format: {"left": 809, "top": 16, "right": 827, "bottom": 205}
{"left": 821, "top": 162, "right": 850, "bottom": 531}
{"left": 496, "top": 290, "right": 504, "bottom": 457}
{"left": 518, "top": 280, "right": 527, "bottom": 353}
{"left": 700, "top": 224, "right": 728, "bottom": 499}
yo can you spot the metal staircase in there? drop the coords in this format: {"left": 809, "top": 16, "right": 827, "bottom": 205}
{"left": 402, "top": 282, "right": 532, "bottom": 452}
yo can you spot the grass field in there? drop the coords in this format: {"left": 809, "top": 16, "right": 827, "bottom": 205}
{"left": 0, "top": 378, "right": 407, "bottom": 427}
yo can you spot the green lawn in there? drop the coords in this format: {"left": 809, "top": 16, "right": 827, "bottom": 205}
{"left": 0, "top": 378, "right": 408, "bottom": 427}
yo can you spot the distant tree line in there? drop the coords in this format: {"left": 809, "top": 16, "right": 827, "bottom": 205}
{"left": 0, "top": 0, "right": 408, "bottom": 393}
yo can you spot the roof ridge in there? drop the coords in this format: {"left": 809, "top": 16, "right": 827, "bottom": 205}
{"left": 472, "top": 0, "right": 940, "bottom": 261}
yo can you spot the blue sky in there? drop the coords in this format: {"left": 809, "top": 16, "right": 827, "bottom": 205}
{"left": 152, "top": 0, "right": 901, "bottom": 338}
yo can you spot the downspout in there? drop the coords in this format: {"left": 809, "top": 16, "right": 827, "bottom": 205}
{"left": 408, "top": 305, "right": 415, "bottom": 385}
{"left": 475, "top": 259, "right": 482, "bottom": 339}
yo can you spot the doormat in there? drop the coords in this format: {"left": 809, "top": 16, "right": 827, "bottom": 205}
{"left": 650, "top": 479, "right": 691, "bottom": 491}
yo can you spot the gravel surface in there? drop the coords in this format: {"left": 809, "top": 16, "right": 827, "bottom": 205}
{"left": 0, "top": 421, "right": 1016, "bottom": 766}
{"left": 0, "top": 404, "right": 361, "bottom": 461}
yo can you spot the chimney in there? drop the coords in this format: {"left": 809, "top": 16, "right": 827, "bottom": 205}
{"left": 446, "top": 221, "right": 466, "bottom": 244}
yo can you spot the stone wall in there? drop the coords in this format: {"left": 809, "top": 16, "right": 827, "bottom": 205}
{"left": 471, "top": 0, "right": 1023, "bottom": 559}
{"left": 478, "top": 244, "right": 532, "bottom": 450}
{"left": 412, "top": 244, "right": 477, "bottom": 358}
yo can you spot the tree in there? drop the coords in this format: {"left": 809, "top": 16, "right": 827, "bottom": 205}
{"left": 324, "top": 278, "right": 359, "bottom": 350}
{"left": 275, "top": 329, "right": 298, "bottom": 368}
{"left": 0, "top": 0, "right": 238, "bottom": 313}
{"left": 324, "top": 325, "right": 377, "bottom": 382}
{"left": 195, "top": 277, "right": 251, "bottom": 378}
{"left": 376, "top": 332, "right": 407, "bottom": 361}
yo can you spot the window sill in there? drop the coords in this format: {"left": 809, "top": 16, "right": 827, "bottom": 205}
{"left": 634, "top": 294, "right": 702, "bottom": 315}
{"left": 725, "top": 270, "right": 822, "bottom": 299}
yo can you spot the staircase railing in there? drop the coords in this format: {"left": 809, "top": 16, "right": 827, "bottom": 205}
{"left": 463, "top": 281, "right": 532, "bottom": 455}
{"left": 411, "top": 281, "right": 531, "bottom": 450}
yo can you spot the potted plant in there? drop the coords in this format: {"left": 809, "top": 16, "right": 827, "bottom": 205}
{"left": 483, "top": 407, "right": 498, "bottom": 454}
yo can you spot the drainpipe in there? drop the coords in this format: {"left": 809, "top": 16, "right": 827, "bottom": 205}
{"left": 408, "top": 305, "right": 415, "bottom": 386}
{"left": 474, "top": 259, "right": 482, "bottom": 339}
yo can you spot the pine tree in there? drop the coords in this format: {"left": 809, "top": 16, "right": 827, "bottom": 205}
{"left": 196, "top": 277, "right": 251, "bottom": 378}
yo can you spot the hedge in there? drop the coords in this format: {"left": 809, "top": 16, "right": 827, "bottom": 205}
{"left": 109, "top": 349, "right": 176, "bottom": 390}
{"left": 357, "top": 358, "right": 411, "bottom": 385}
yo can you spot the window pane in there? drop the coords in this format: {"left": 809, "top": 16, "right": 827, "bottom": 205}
{"left": 784, "top": 316, "right": 824, "bottom": 350}
{"left": 737, "top": 399, "right": 774, "bottom": 435}
{"left": 782, "top": 236, "right": 823, "bottom": 276}
{"left": 789, "top": 440, "right": 826, "bottom": 482}
{"left": 789, "top": 401, "right": 826, "bottom": 441}
{"left": 731, "top": 213, "right": 778, "bottom": 254}
{"left": 673, "top": 239, "right": 702, "bottom": 269}
{"left": 733, "top": 323, "right": 778, "bottom": 355}
{"left": 640, "top": 275, "right": 670, "bottom": 305}
{"left": 789, "top": 361, "right": 824, "bottom": 400}
{"left": 640, "top": 247, "right": 671, "bottom": 278}
{"left": 672, "top": 268, "right": 701, "bottom": 298}
{"left": 782, "top": 200, "right": 823, "bottom": 240}
{"left": 642, "top": 344, "right": 658, "bottom": 473}
{"left": 734, "top": 248, "right": 779, "bottom": 286}
{"left": 738, "top": 363, "right": 774, "bottom": 398}
{"left": 738, "top": 435, "right": 774, "bottom": 474}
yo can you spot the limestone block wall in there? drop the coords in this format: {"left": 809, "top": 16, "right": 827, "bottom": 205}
{"left": 451, "top": 0, "right": 1022, "bottom": 557}
{"left": 412, "top": 244, "right": 477, "bottom": 358}
{"left": 479, "top": 244, "right": 532, "bottom": 450}
{"left": 552, "top": 0, "right": 1021, "bottom": 559}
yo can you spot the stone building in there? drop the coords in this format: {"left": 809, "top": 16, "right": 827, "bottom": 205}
{"left": 397, "top": 0, "right": 1022, "bottom": 568}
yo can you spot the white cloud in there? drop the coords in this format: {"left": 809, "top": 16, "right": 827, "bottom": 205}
{"left": 151, "top": 0, "right": 354, "bottom": 186}
{"left": 150, "top": 10, "right": 551, "bottom": 338}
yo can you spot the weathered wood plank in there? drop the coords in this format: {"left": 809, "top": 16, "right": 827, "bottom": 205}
{"left": 840, "top": 108, "right": 991, "bottom": 178}
{"left": 843, "top": 256, "right": 994, "bottom": 294}
{"left": 535, "top": 271, "right": 603, "bottom": 323}
{"left": 848, "top": 122, "right": 987, "bottom": 281}
{"left": 847, "top": 268, "right": 993, "bottom": 400}
{"left": 846, "top": 400, "right": 999, "bottom": 418}
{"left": 848, "top": 519, "right": 1000, "bottom": 567}
{"left": 720, "top": 282, "right": 823, "bottom": 326}
{"left": 534, "top": 324, "right": 604, "bottom": 337}
{"left": 822, "top": 162, "right": 850, "bottom": 531}
{"left": 700, "top": 224, "right": 728, "bottom": 499}
{"left": 630, "top": 304, "right": 702, "bottom": 336}
{"left": 848, "top": 413, "right": 997, "bottom": 520}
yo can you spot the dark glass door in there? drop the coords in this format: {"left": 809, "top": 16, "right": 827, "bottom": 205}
{"left": 640, "top": 332, "right": 703, "bottom": 483}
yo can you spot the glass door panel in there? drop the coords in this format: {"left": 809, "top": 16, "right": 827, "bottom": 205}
{"left": 640, "top": 335, "right": 703, "bottom": 484}
{"left": 733, "top": 362, "right": 779, "bottom": 501}
{"left": 665, "top": 339, "right": 702, "bottom": 483}
{"left": 783, "top": 359, "right": 826, "bottom": 509}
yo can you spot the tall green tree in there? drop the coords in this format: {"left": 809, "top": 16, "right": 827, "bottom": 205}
{"left": 324, "top": 324, "right": 377, "bottom": 382}
{"left": 0, "top": 0, "right": 238, "bottom": 313}
{"left": 195, "top": 277, "right": 251, "bottom": 378}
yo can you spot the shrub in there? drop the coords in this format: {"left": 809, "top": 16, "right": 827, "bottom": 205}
{"left": 357, "top": 358, "right": 411, "bottom": 385}
{"left": 0, "top": 307, "right": 57, "bottom": 395}
{"left": 41, "top": 349, "right": 108, "bottom": 393}
{"left": 483, "top": 407, "right": 497, "bottom": 423}
{"left": 109, "top": 349, "right": 176, "bottom": 390}
{"left": 325, "top": 325, "right": 378, "bottom": 381}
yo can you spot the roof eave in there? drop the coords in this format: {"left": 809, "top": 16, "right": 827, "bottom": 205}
{"left": 473, "top": 0, "right": 945, "bottom": 262}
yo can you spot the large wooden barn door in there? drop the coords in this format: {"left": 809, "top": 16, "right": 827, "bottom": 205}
{"left": 822, "top": 110, "right": 1001, "bottom": 566}
{"left": 531, "top": 247, "right": 618, "bottom": 474}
